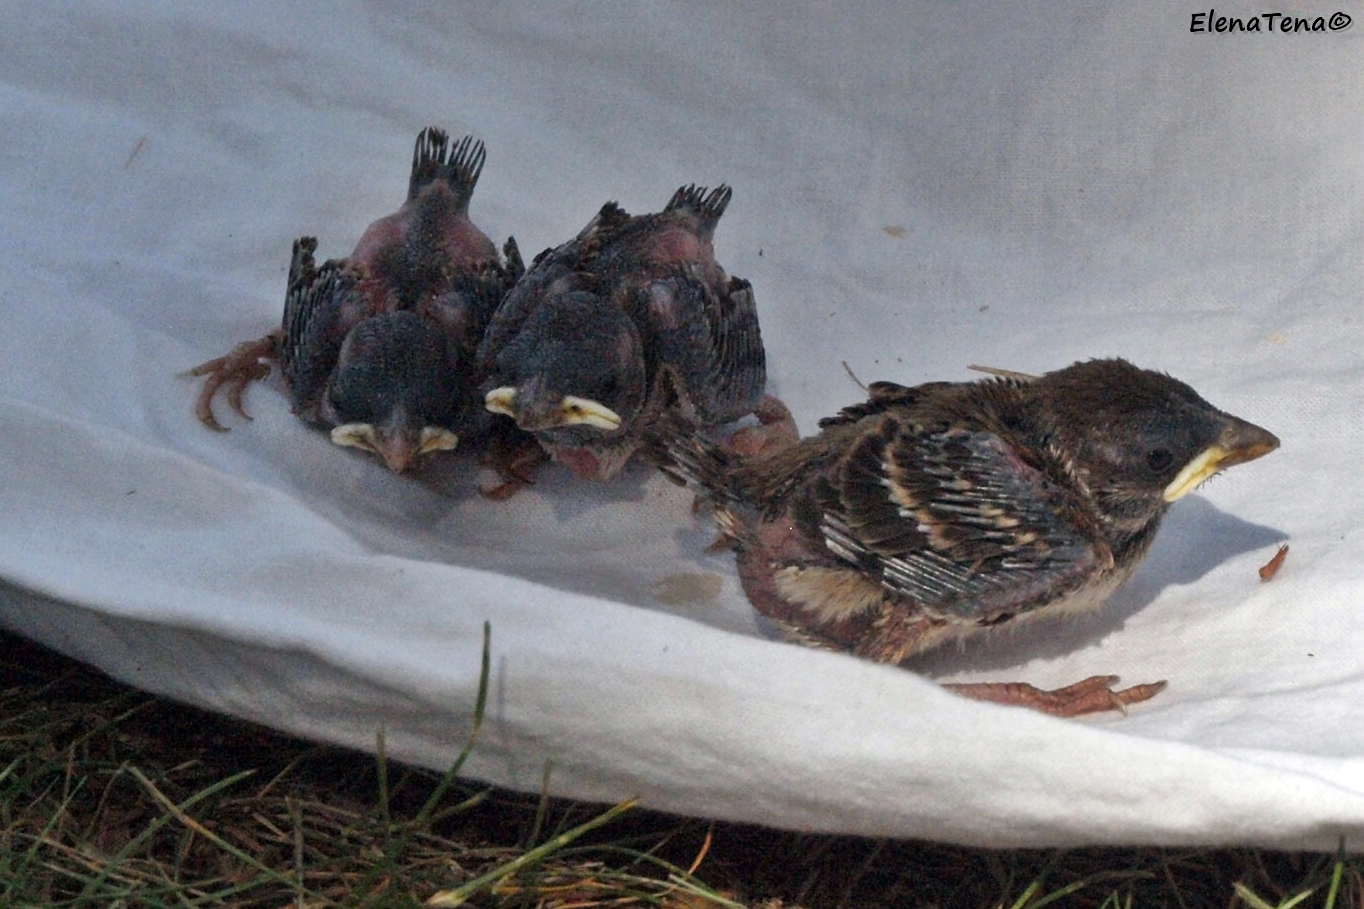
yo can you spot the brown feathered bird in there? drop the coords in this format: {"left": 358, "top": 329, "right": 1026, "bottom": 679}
{"left": 652, "top": 358, "right": 1280, "bottom": 716}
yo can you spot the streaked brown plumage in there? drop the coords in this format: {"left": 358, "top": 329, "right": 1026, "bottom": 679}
{"left": 653, "top": 358, "right": 1280, "bottom": 716}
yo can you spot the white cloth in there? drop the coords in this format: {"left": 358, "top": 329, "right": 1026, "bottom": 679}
{"left": 2, "top": 2, "right": 1361, "bottom": 848}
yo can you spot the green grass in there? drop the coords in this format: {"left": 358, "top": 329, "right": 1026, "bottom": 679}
{"left": 1, "top": 625, "right": 1359, "bottom": 908}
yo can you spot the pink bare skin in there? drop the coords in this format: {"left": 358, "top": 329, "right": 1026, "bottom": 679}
{"left": 644, "top": 228, "right": 710, "bottom": 265}
{"left": 727, "top": 395, "right": 800, "bottom": 457}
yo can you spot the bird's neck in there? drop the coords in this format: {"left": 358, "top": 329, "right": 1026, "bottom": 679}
{"left": 1105, "top": 510, "right": 1165, "bottom": 571}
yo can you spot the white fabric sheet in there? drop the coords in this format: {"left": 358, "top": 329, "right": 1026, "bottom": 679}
{"left": 2, "top": 2, "right": 1362, "bottom": 848}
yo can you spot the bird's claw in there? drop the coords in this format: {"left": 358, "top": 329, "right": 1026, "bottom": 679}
{"left": 943, "top": 675, "right": 1168, "bottom": 717}
{"left": 188, "top": 334, "right": 277, "bottom": 431}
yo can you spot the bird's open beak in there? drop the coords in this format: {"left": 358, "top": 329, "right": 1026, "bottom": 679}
{"left": 331, "top": 423, "right": 457, "bottom": 473}
{"left": 1163, "top": 418, "right": 1280, "bottom": 502}
{"left": 484, "top": 386, "right": 621, "bottom": 432}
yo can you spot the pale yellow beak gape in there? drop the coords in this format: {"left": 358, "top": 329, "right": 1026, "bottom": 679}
{"left": 558, "top": 395, "right": 622, "bottom": 430}
{"left": 483, "top": 386, "right": 517, "bottom": 419}
{"left": 484, "top": 387, "right": 622, "bottom": 431}
{"left": 1163, "top": 422, "right": 1281, "bottom": 502}
{"left": 330, "top": 422, "right": 380, "bottom": 452}
{"left": 329, "top": 422, "right": 459, "bottom": 473}
{"left": 1164, "top": 446, "right": 1229, "bottom": 502}
{"left": 416, "top": 426, "right": 461, "bottom": 455}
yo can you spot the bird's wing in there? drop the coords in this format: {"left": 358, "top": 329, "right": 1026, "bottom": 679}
{"left": 637, "top": 266, "right": 766, "bottom": 426}
{"left": 421, "top": 263, "right": 513, "bottom": 361}
{"left": 817, "top": 380, "right": 959, "bottom": 428}
{"left": 502, "top": 236, "right": 525, "bottom": 283}
{"left": 280, "top": 247, "right": 362, "bottom": 420}
{"left": 818, "top": 414, "right": 1113, "bottom": 624}
{"left": 475, "top": 223, "right": 606, "bottom": 376}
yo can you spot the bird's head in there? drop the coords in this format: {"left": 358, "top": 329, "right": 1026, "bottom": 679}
{"left": 1033, "top": 358, "right": 1279, "bottom": 531}
{"left": 483, "top": 290, "right": 645, "bottom": 442}
{"left": 324, "top": 312, "right": 467, "bottom": 473}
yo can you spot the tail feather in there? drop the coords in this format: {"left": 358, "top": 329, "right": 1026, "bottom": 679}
{"left": 664, "top": 184, "right": 732, "bottom": 232}
{"left": 286, "top": 236, "right": 320, "bottom": 294}
{"left": 408, "top": 127, "right": 486, "bottom": 205}
{"left": 643, "top": 413, "right": 744, "bottom": 509}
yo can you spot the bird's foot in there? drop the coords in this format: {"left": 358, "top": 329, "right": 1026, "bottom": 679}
{"left": 479, "top": 430, "right": 548, "bottom": 501}
{"left": 726, "top": 394, "right": 799, "bottom": 457}
{"left": 942, "top": 675, "right": 1167, "bottom": 718}
{"left": 187, "top": 334, "right": 278, "bottom": 431}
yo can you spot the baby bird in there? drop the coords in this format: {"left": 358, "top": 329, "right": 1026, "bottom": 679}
{"left": 191, "top": 127, "right": 517, "bottom": 472}
{"left": 478, "top": 185, "right": 770, "bottom": 483}
{"left": 652, "top": 359, "right": 1280, "bottom": 716}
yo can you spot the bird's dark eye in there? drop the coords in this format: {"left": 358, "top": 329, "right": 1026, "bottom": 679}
{"left": 1146, "top": 448, "right": 1175, "bottom": 473}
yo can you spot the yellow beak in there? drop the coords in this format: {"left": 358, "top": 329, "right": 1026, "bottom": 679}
{"left": 1163, "top": 419, "right": 1280, "bottom": 502}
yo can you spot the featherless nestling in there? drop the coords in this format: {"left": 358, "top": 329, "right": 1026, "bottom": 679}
{"left": 651, "top": 359, "right": 1279, "bottom": 716}
{"left": 191, "top": 127, "right": 521, "bottom": 472}
{"left": 478, "top": 184, "right": 777, "bottom": 485}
